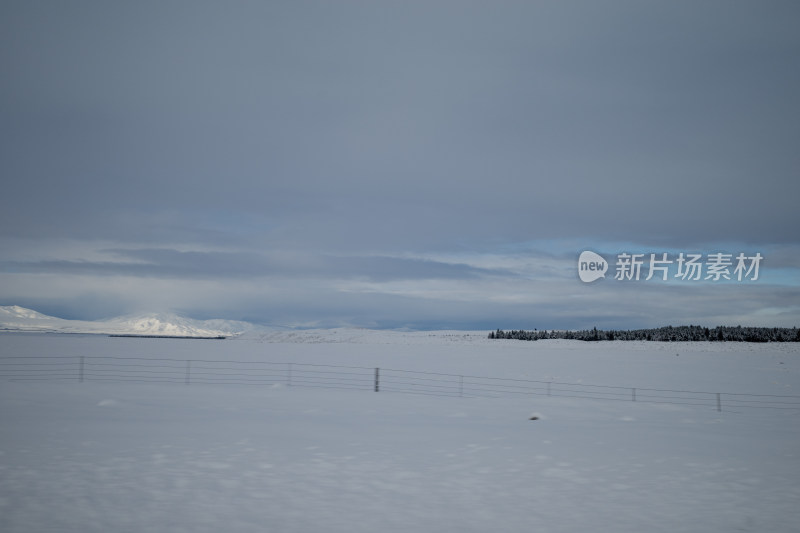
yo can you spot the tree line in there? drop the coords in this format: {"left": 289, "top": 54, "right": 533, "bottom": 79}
{"left": 489, "top": 325, "right": 800, "bottom": 342}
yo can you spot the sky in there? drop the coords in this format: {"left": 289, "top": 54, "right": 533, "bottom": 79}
{"left": 1, "top": 0, "right": 799, "bottom": 330}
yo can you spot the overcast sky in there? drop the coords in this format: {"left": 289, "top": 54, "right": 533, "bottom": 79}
{"left": 1, "top": 0, "right": 799, "bottom": 329}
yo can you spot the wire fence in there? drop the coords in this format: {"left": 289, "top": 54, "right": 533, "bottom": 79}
{"left": 2, "top": 355, "right": 799, "bottom": 413}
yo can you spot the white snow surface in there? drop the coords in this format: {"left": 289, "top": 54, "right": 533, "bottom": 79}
{"left": 1, "top": 331, "right": 799, "bottom": 532}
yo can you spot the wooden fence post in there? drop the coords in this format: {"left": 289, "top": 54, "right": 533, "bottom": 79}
{"left": 374, "top": 368, "right": 380, "bottom": 392}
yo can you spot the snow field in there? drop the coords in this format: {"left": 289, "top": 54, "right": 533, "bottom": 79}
{"left": 1, "top": 333, "right": 799, "bottom": 532}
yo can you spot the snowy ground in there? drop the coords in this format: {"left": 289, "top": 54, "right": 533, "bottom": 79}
{"left": 1, "top": 332, "right": 799, "bottom": 532}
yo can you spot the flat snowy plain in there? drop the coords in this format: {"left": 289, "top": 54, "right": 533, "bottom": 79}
{"left": 1, "top": 331, "right": 799, "bottom": 532}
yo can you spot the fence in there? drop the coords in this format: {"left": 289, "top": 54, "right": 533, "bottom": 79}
{"left": 2, "top": 355, "right": 799, "bottom": 413}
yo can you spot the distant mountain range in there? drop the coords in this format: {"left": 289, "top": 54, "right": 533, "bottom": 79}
{"left": 0, "top": 305, "right": 254, "bottom": 337}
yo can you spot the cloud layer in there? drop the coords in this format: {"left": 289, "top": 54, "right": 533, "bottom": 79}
{"left": 1, "top": 1, "right": 798, "bottom": 328}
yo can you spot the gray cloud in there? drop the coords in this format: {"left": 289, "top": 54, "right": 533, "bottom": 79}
{"left": 0, "top": 248, "right": 511, "bottom": 282}
{"left": 3, "top": 1, "right": 799, "bottom": 247}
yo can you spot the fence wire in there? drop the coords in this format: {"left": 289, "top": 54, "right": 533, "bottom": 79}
{"left": 1, "top": 356, "right": 799, "bottom": 412}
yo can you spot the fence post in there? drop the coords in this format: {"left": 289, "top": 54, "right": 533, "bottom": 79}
{"left": 374, "top": 368, "right": 380, "bottom": 392}
{"left": 185, "top": 360, "right": 191, "bottom": 385}
{"left": 459, "top": 375, "right": 464, "bottom": 397}
{"left": 716, "top": 393, "right": 721, "bottom": 412}
{"left": 547, "top": 381, "right": 551, "bottom": 396}
{"left": 287, "top": 363, "right": 293, "bottom": 386}
{"left": 79, "top": 356, "right": 84, "bottom": 383}
{"left": 632, "top": 388, "right": 636, "bottom": 402}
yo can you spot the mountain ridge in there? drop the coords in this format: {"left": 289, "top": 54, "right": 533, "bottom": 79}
{"left": 0, "top": 305, "right": 251, "bottom": 337}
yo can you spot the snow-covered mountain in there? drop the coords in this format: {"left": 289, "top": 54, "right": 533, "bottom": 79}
{"left": 0, "top": 305, "right": 76, "bottom": 332}
{"left": 0, "top": 306, "right": 488, "bottom": 342}
{"left": 101, "top": 313, "right": 245, "bottom": 337}
{"left": 0, "top": 306, "right": 251, "bottom": 337}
